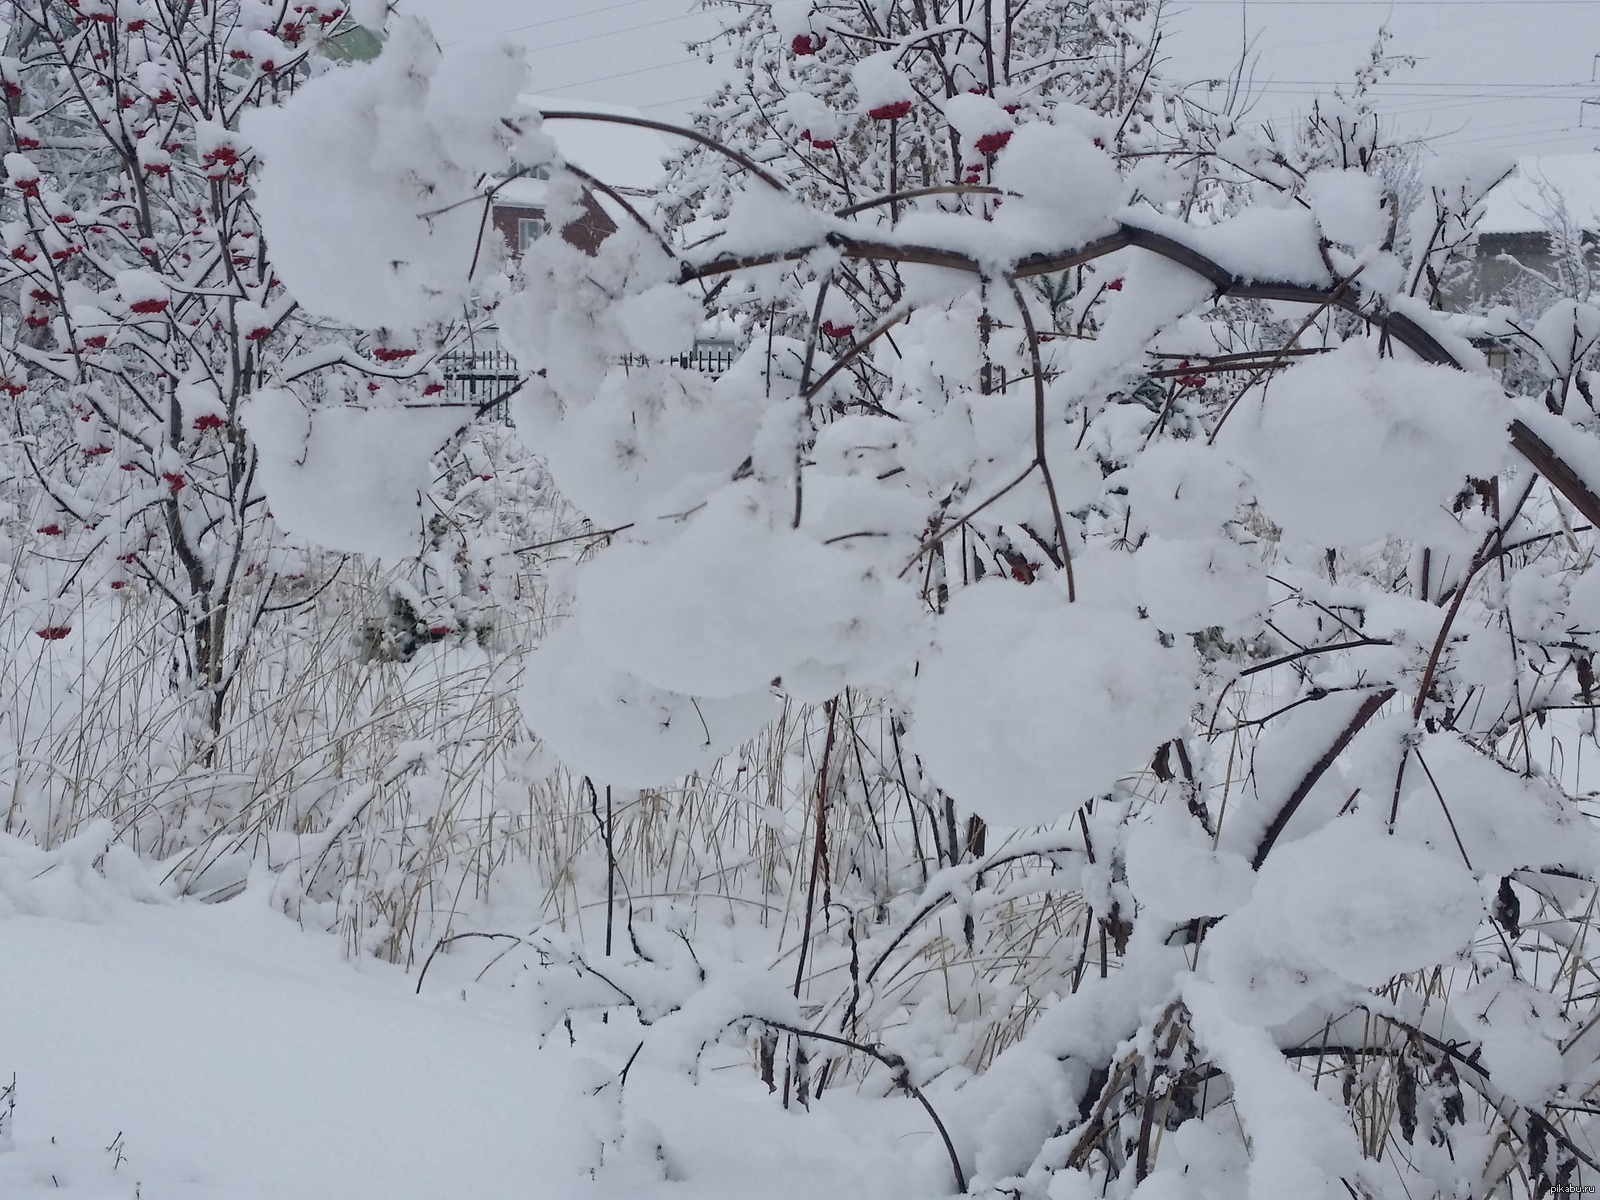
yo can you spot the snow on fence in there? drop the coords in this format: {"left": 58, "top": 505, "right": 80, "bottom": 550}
{"left": 439, "top": 347, "right": 521, "bottom": 413}
{"left": 439, "top": 341, "right": 740, "bottom": 415}
{"left": 668, "top": 338, "right": 738, "bottom": 376}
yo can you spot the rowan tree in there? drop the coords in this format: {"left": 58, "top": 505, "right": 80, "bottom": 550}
{"left": 0, "top": 0, "right": 510, "bottom": 755}
{"left": 238, "top": 7, "right": 1600, "bottom": 1198}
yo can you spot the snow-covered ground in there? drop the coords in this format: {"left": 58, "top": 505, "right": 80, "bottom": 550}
{"left": 0, "top": 836, "right": 936, "bottom": 1200}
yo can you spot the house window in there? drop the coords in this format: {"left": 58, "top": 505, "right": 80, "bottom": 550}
{"left": 518, "top": 216, "right": 549, "bottom": 251}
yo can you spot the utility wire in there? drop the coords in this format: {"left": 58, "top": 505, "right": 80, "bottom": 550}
{"left": 501, "top": 0, "right": 678, "bottom": 35}
{"left": 641, "top": 92, "right": 714, "bottom": 110}
{"left": 540, "top": 57, "right": 701, "bottom": 92}
{"left": 526, "top": 12, "right": 706, "bottom": 54}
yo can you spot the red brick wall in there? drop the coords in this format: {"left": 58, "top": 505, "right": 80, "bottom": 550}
{"left": 491, "top": 192, "right": 617, "bottom": 259}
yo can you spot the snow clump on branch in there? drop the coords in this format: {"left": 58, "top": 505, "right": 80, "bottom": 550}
{"left": 242, "top": 18, "right": 554, "bottom": 328}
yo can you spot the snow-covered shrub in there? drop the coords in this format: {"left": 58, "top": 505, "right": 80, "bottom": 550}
{"left": 0, "top": 0, "right": 582, "bottom": 958}
{"left": 235, "top": 4, "right": 1600, "bottom": 1198}
{"left": 0, "top": 0, "right": 524, "bottom": 757}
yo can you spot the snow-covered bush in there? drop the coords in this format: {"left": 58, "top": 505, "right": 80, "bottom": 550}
{"left": 232, "top": 5, "right": 1600, "bottom": 1198}
{"left": 0, "top": 0, "right": 509, "bottom": 748}
{"left": 0, "top": 0, "right": 574, "bottom": 953}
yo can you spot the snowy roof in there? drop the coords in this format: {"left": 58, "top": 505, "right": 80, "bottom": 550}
{"left": 495, "top": 96, "right": 671, "bottom": 207}
{"left": 1476, "top": 153, "right": 1600, "bottom": 236}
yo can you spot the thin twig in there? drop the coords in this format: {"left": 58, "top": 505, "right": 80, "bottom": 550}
{"left": 746, "top": 1017, "right": 967, "bottom": 1193}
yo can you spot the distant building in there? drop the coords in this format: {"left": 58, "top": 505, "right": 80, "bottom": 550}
{"left": 450, "top": 105, "right": 738, "bottom": 403}
{"left": 491, "top": 177, "right": 616, "bottom": 258}
{"left": 490, "top": 97, "right": 670, "bottom": 260}
{"left": 1461, "top": 154, "right": 1600, "bottom": 306}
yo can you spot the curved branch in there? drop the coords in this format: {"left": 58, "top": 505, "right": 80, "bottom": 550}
{"left": 748, "top": 1016, "right": 966, "bottom": 1194}
{"left": 1511, "top": 419, "right": 1600, "bottom": 532}
{"left": 801, "top": 300, "right": 913, "bottom": 406}
{"left": 1021, "top": 224, "right": 1460, "bottom": 365}
{"left": 560, "top": 161, "right": 677, "bottom": 260}
{"left": 862, "top": 841, "right": 1085, "bottom": 986}
{"left": 259, "top": 555, "right": 349, "bottom": 614}
{"left": 537, "top": 110, "right": 790, "bottom": 192}
{"left": 1251, "top": 687, "right": 1395, "bottom": 871}
{"left": 681, "top": 222, "right": 1466, "bottom": 371}
{"left": 1007, "top": 274, "right": 1075, "bottom": 600}
{"left": 670, "top": 211, "right": 1600, "bottom": 555}
{"left": 835, "top": 184, "right": 1009, "bottom": 218}
{"left": 899, "top": 462, "right": 1038, "bottom": 579}
{"left": 1236, "top": 637, "right": 1392, "bottom": 679}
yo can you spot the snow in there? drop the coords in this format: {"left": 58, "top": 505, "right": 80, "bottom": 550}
{"left": 508, "top": 365, "right": 757, "bottom": 529}
{"left": 0, "top": 839, "right": 939, "bottom": 1200}
{"left": 573, "top": 483, "right": 926, "bottom": 703}
{"left": 942, "top": 94, "right": 1012, "bottom": 145}
{"left": 1123, "top": 206, "right": 1332, "bottom": 289}
{"left": 1458, "top": 969, "right": 1567, "bottom": 1107}
{"left": 23, "top": 11, "right": 1600, "bottom": 1199}
{"left": 175, "top": 375, "right": 227, "bottom": 430}
{"left": 1203, "top": 806, "right": 1485, "bottom": 1019}
{"left": 241, "top": 389, "right": 467, "bottom": 562}
{"left": 1134, "top": 537, "right": 1267, "bottom": 635}
{"left": 0, "top": 890, "right": 588, "bottom": 1199}
{"left": 114, "top": 270, "right": 168, "bottom": 313}
{"left": 425, "top": 40, "right": 546, "bottom": 174}
{"left": 500, "top": 224, "right": 682, "bottom": 407}
{"left": 1125, "top": 801, "right": 1254, "bottom": 924}
{"left": 1251, "top": 814, "right": 1483, "bottom": 987}
{"left": 851, "top": 53, "right": 915, "bottom": 113}
{"left": 245, "top": 18, "right": 553, "bottom": 329}
{"left": 714, "top": 185, "right": 831, "bottom": 261}
{"left": 782, "top": 90, "right": 840, "bottom": 149}
{"left": 1529, "top": 298, "right": 1600, "bottom": 377}
{"left": 989, "top": 124, "right": 1124, "bottom": 252}
{"left": 4, "top": 151, "right": 38, "bottom": 191}
{"left": 769, "top": 1, "right": 821, "bottom": 44}
{"left": 609, "top": 286, "right": 700, "bottom": 360}
{"left": 525, "top": 96, "right": 672, "bottom": 193}
{"left": 908, "top": 580, "right": 1195, "bottom": 827}
{"left": 1392, "top": 736, "right": 1600, "bottom": 878}
{"left": 518, "top": 620, "right": 782, "bottom": 787}
{"left": 1476, "top": 153, "right": 1600, "bottom": 236}
{"left": 1199, "top": 902, "right": 1344, "bottom": 1027}
{"left": 1183, "top": 981, "right": 1365, "bottom": 1200}
{"left": 1046, "top": 254, "right": 1215, "bottom": 417}
{"left": 1116, "top": 439, "right": 1249, "bottom": 540}
{"left": 1231, "top": 339, "right": 1510, "bottom": 548}
{"left": 492, "top": 96, "right": 673, "bottom": 220}
{"left": 1303, "top": 168, "right": 1388, "bottom": 251}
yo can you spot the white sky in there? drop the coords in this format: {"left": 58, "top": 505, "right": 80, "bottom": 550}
{"left": 398, "top": 0, "right": 1600, "bottom": 161}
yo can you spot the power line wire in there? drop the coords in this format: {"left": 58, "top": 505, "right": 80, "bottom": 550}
{"left": 641, "top": 93, "right": 714, "bottom": 110}
{"left": 500, "top": 0, "right": 675, "bottom": 36}
{"left": 1440, "top": 127, "right": 1597, "bottom": 149}
{"left": 526, "top": 12, "right": 706, "bottom": 55}
{"left": 541, "top": 57, "right": 701, "bottom": 92}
